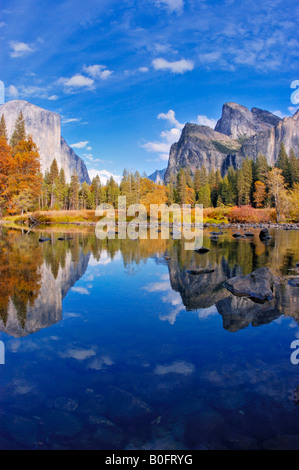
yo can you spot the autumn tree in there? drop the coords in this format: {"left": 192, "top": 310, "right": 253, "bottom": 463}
{"left": 8, "top": 136, "right": 42, "bottom": 214}
{"left": 253, "top": 181, "right": 267, "bottom": 208}
{"left": 267, "top": 167, "right": 287, "bottom": 222}
{"left": 0, "top": 136, "right": 15, "bottom": 213}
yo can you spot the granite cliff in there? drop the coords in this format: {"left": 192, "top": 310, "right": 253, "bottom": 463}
{"left": 0, "top": 100, "right": 90, "bottom": 184}
{"left": 165, "top": 102, "right": 299, "bottom": 182}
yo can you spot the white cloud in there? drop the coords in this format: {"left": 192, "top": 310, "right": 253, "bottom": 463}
{"left": 288, "top": 106, "right": 299, "bottom": 115}
{"left": 10, "top": 41, "right": 34, "bottom": 58}
{"left": 48, "top": 95, "right": 58, "bottom": 101}
{"left": 71, "top": 287, "right": 90, "bottom": 295}
{"left": 197, "top": 115, "right": 217, "bottom": 129}
{"left": 154, "top": 0, "right": 184, "bottom": 13}
{"left": 271, "top": 110, "right": 289, "bottom": 119}
{"left": 152, "top": 58, "right": 194, "bottom": 74}
{"left": 138, "top": 67, "right": 149, "bottom": 73}
{"left": 59, "top": 74, "right": 94, "bottom": 90}
{"left": 83, "top": 64, "right": 113, "bottom": 80}
{"left": 88, "top": 168, "right": 122, "bottom": 185}
{"left": 158, "top": 109, "right": 184, "bottom": 130}
{"left": 7, "top": 85, "right": 19, "bottom": 99}
{"left": 71, "top": 141, "right": 89, "bottom": 149}
{"left": 62, "top": 117, "right": 81, "bottom": 124}
{"left": 142, "top": 110, "right": 183, "bottom": 161}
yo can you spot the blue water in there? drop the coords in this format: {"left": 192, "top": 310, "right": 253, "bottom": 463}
{"left": 1, "top": 227, "right": 299, "bottom": 449}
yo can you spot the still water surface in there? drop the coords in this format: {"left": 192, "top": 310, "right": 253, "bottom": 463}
{"left": 1, "top": 226, "right": 299, "bottom": 450}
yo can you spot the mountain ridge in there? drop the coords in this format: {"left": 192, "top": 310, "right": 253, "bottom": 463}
{"left": 165, "top": 103, "right": 298, "bottom": 182}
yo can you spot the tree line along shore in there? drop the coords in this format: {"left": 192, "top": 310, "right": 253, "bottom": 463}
{"left": 1, "top": 112, "right": 299, "bottom": 224}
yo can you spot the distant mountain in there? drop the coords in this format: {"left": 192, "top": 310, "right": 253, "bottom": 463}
{"left": 0, "top": 100, "right": 90, "bottom": 184}
{"left": 148, "top": 168, "right": 166, "bottom": 185}
{"left": 165, "top": 102, "right": 299, "bottom": 182}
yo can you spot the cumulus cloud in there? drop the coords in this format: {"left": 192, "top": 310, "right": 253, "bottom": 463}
{"left": 152, "top": 58, "right": 194, "bottom": 74}
{"left": 7, "top": 85, "right": 19, "bottom": 99}
{"left": 142, "top": 110, "right": 183, "bottom": 161}
{"left": 197, "top": 115, "right": 217, "bottom": 129}
{"left": 83, "top": 64, "right": 113, "bottom": 80}
{"left": 10, "top": 41, "right": 34, "bottom": 58}
{"left": 58, "top": 74, "right": 94, "bottom": 90}
{"left": 88, "top": 169, "right": 122, "bottom": 185}
{"left": 158, "top": 109, "right": 184, "bottom": 130}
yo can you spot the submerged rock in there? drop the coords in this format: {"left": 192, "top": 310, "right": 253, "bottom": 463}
{"left": 259, "top": 228, "right": 270, "bottom": 240}
{"left": 39, "top": 238, "right": 51, "bottom": 243}
{"left": 223, "top": 267, "right": 275, "bottom": 303}
{"left": 186, "top": 269, "right": 215, "bottom": 275}
{"left": 195, "top": 247, "right": 210, "bottom": 254}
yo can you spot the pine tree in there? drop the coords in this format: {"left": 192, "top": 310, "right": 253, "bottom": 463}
{"left": 91, "top": 175, "right": 102, "bottom": 209}
{"left": 69, "top": 173, "right": 79, "bottom": 210}
{"left": 289, "top": 148, "right": 299, "bottom": 186}
{"left": 10, "top": 112, "right": 26, "bottom": 148}
{"left": 253, "top": 153, "right": 269, "bottom": 185}
{"left": 49, "top": 159, "right": 60, "bottom": 208}
{"left": 197, "top": 184, "right": 211, "bottom": 208}
{"left": 237, "top": 158, "right": 253, "bottom": 205}
{"left": 167, "top": 172, "right": 176, "bottom": 205}
{"left": 177, "top": 168, "right": 187, "bottom": 205}
{"left": 276, "top": 143, "right": 292, "bottom": 187}
{"left": 194, "top": 169, "right": 201, "bottom": 200}
{"left": 0, "top": 115, "right": 8, "bottom": 141}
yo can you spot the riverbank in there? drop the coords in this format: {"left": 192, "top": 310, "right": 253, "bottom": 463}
{"left": 0, "top": 206, "right": 279, "bottom": 226}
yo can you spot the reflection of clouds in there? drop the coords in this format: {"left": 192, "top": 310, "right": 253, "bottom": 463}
{"left": 159, "top": 290, "right": 185, "bottom": 325}
{"left": 88, "top": 355, "right": 114, "bottom": 370}
{"left": 144, "top": 281, "right": 170, "bottom": 293}
{"left": 155, "top": 361, "right": 195, "bottom": 376}
{"left": 13, "top": 380, "right": 35, "bottom": 395}
{"left": 144, "top": 275, "right": 185, "bottom": 324}
{"left": 198, "top": 306, "right": 218, "bottom": 319}
{"left": 61, "top": 348, "right": 96, "bottom": 361}
{"left": 88, "top": 251, "right": 121, "bottom": 267}
{"left": 71, "top": 286, "right": 90, "bottom": 295}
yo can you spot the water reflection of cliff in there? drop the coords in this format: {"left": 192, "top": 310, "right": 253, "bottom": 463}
{"left": 164, "top": 230, "right": 299, "bottom": 332}
{"left": 2, "top": 226, "right": 299, "bottom": 336}
{"left": 0, "top": 228, "right": 90, "bottom": 337}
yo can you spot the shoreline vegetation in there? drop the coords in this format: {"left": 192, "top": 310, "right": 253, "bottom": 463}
{"left": 1, "top": 206, "right": 299, "bottom": 229}
{"left": 1, "top": 112, "right": 299, "bottom": 226}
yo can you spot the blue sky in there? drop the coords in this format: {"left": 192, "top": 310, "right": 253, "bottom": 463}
{"left": 1, "top": 0, "right": 299, "bottom": 183}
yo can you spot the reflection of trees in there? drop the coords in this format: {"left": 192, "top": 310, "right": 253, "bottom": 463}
{"left": 2, "top": 226, "right": 299, "bottom": 333}
{"left": 0, "top": 228, "right": 43, "bottom": 327}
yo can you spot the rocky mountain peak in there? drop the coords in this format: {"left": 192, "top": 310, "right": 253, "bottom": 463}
{"left": 165, "top": 102, "right": 298, "bottom": 183}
